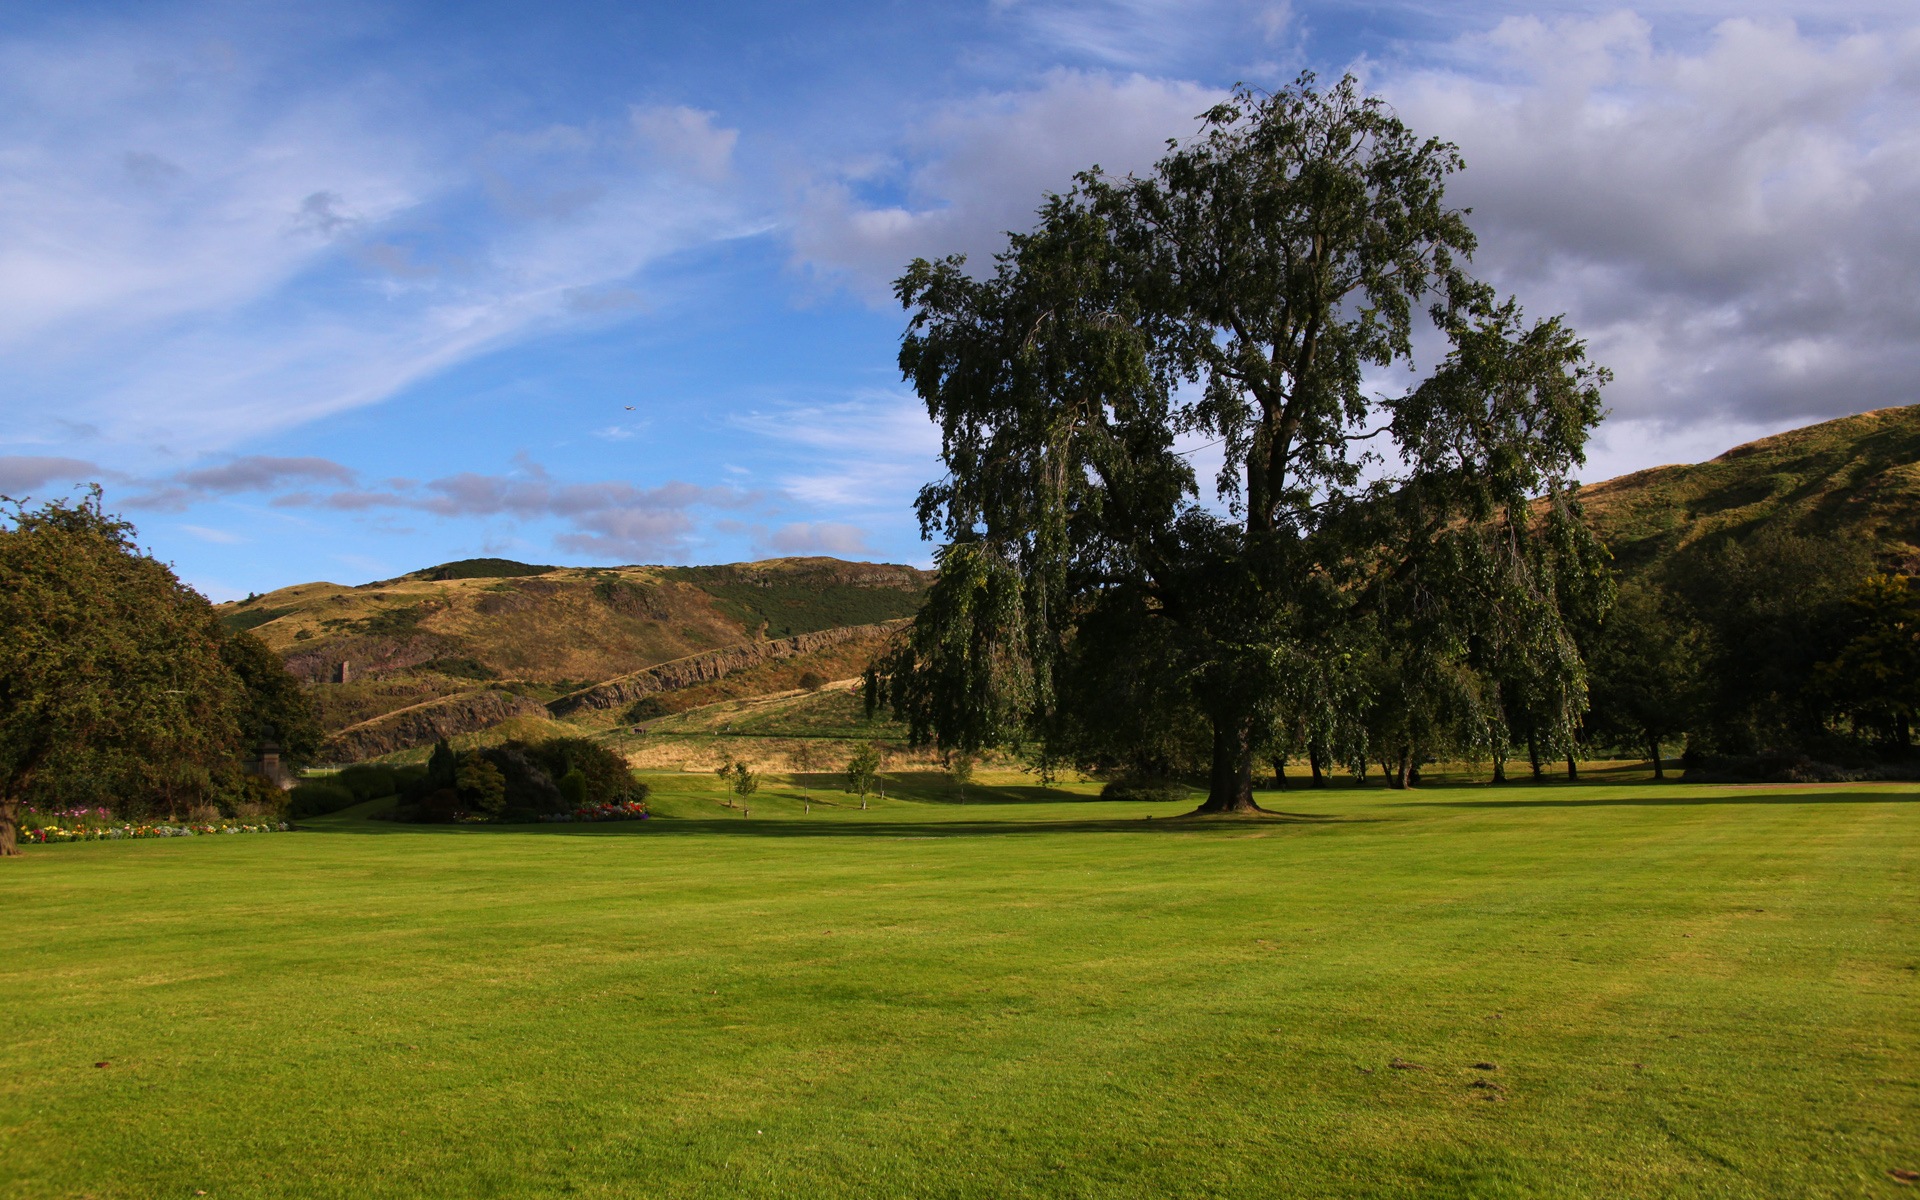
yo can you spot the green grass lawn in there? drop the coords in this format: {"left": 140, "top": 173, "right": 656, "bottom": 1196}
{"left": 3, "top": 773, "right": 1915, "bottom": 1198}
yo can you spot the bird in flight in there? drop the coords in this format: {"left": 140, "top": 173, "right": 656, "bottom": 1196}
{"left": 624, "top": 405, "right": 635, "bottom": 410}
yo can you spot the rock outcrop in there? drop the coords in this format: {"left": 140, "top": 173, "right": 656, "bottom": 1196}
{"left": 546, "top": 620, "right": 906, "bottom": 718}
{"left": 321, "top": 688, "right": 550, "bottom": 762}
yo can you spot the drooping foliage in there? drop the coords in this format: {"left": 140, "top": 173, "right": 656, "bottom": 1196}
{"left": 874, "top": 74, "right": 1609, "bottom": 808}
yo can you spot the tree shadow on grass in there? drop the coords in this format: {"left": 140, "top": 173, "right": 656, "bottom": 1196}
{"left": 1410, "top": 788, "right": 1920, "bottom": 810}
{"left": 302, "top": 808, "right": 1356, "bottom": 840}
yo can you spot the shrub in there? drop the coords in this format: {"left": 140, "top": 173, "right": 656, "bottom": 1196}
{"left": 1100, "top": 776, "right": 1189, "bottom": 803}
{"left": 526, "top": 738, "right": 644, "bottom": 807}
{"left": 187, "top": 803, "right": 223, "bottom": 824}
{"left": 285, "top": 780, "right": 357, "bottom": 818}
{"left": 228, "top": 772, "right": 286, "bottom": 816}
{"left": 457, "top": 757, "right": 508, "bottom": 816}
{"left": 623, "top": 696, "right": 670, "bottom": 722}
{"left": 798, "top": 670, "right": 828, "bottom": 692}
{"left": 558, "top": 769, "right": 588, "bottom": 808}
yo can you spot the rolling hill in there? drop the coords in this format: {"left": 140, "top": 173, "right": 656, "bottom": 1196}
{"left": 217, "top": 557, "right": 931, "bottom": 758}
{"left": 1575, "top": 403, "right": 1920, "bottom": 571}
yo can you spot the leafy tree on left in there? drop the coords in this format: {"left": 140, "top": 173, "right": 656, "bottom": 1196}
{"left": 0, "top": 489, "right": 315, "bottom": 854}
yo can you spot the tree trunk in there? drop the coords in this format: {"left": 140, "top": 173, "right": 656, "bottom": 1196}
{"left": 1407, "top": 754, "right": 1422, "bottom": 788}
{"left": 1271, "top": 756, "right": 1288, "bottom": 792}
{"left": 1647, "top": 735, "right": 1664, "bottom": 780}
{"left": 1565, "top": 753, "right": 1579, "bottom": 782}
{"left": 1528, "top": 738, "right": 1543, "bottom": 781}
{"left": 1492, "top": 757, "right": 1507, "bottom": 784}
{"left": 1308, "top": 744, "right": 1326, "bottom": 789}
{"left": 0, "top": 798, "right": 19, "bottom": 857}
{"left": 1192, "top": 716, "right": 1261, "bottom": 813}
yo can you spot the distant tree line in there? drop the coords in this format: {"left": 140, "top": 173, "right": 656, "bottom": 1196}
{"left": 0, "top": 490, "right": 321, "bottom": 854}
{"left": 1581, "top": 533, "right": 1916, "bottom": 779}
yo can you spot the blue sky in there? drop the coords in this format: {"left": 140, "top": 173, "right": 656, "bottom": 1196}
{"left": 3, "top": 0, "right": 1917, "bottom": 598}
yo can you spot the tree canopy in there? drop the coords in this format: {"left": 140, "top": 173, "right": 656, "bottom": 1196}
{"left": 874, "top": 74, "right": 1609, "bottom": 810}
{"left": 0, "top": 490, "right": 318, "bottom": 854}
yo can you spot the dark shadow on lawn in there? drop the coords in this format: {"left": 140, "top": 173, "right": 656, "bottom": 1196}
{"left": 1413, "top": 788, "right": 1919, "bottom": 809}
{"left": 301, "top": 809, "right": 1355, "bottom": 839}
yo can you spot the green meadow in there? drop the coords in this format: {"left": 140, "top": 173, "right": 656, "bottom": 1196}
{"left": 3, "top": 773, "right": 1915, "bottom": 1199}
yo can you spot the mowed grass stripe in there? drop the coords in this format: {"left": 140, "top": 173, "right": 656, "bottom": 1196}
{"left": 1, "top": 779, "right": 1914, "bottom": 1198}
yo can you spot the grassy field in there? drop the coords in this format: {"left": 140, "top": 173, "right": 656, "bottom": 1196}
{"left": 3, "top": 772, "right": 1915, "bottom": 1198}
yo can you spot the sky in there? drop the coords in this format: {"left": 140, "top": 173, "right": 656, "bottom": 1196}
{"left": 1, "top": 0, "right": 1916, "bottom": 598}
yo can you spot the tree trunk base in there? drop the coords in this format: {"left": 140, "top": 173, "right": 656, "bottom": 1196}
{"left": 1179, "top": 795, "right": 1281, "bottom": 817}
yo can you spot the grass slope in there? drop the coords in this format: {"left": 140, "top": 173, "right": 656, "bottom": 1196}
{"left": 3, "top": 775, "right": 1914, "bottom": 1198}
{"left": 1579, "top": 402, "right": 1920, "bottom": 570}
{"left": 212, "top": 559, "right": 930, "bottom": 742}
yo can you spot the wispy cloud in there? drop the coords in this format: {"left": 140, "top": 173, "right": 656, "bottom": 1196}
{"left": 731, "top": 392, "right": 943, "bottom": 517}
{"left": 268, "top": 462, "right": 761, "bottom": 563}
{"left": 0, "top": 15, "right": 762, "bottom": 456}
{"left": 0, "top": 456, "right": 113, "bottom": 496}
{"left": 127, "top": 455, "right": 359, "bottom": 511}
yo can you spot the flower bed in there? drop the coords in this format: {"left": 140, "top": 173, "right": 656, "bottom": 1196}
{"left": 18, "top": 822, "right": 291, "bottom": 843}
{"left": 538, "top": 801, "right": 650, "bottom": 823}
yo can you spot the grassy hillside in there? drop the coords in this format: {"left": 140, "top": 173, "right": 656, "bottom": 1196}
{"left": 215, "top": 558, "right": 931, "bottom": 745}
{"left": 6, "top": 776, "right": 1914, "bottom": 1197}
{"left": 1578, "top": 403, "right": 1920, "bottom": 570}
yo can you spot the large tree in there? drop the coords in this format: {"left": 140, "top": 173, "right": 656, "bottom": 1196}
{"left": 1581, "top": 580, "right": 1701, "bottom": 778}
{"left": 878, "top": 75, "right": 1607, "bottom": 812}
{"left": 0, "top": 491, "right": 249, "bottom": 853}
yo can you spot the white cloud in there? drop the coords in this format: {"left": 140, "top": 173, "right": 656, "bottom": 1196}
{"left": 631, "top": 105, "right": 739, "bottom": 184}
{"left": 790, "top": 70, "right": 1226, "bottom": 297}
{"left": 758, "top": 521, "right": 873, "bottom": 557}
{"left": 1381, "top": 14, "right": 1920, "bottom": 432}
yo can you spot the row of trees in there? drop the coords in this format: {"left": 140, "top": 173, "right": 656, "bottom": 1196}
{"left": 1584, "top": 535, "right": 1917, "bottom": 773}
{"left": 870, "top": 74, "right": 1609, "bottom": 808}
{"left": 1, "top": 491, "right": 321, "bottom": 855}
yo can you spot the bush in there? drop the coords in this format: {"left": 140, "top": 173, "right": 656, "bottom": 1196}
{"left": 1099, "top": 776, "right": 1190, "bottom": 803}
{"left": 525, "top": 738, "right": 645, "bottom": 808}
{"left": 623, "top": 696, "right": 670, "bottom": 723}
{"left": 227, "top": 771, "right": 287, "bottom": 816}
{"left": 797, "top": 670, "right": 828, "bottom": 692}
{"left": 285, "top": 780, "right": 358, "bottom": 819}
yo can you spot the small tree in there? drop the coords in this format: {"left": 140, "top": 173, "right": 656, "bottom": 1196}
{"left": 1815, "top": 573, "right": 1920, "bottom": 749}
{"left": 457, "top": 757, "right": 507, "bottom": 818}
{"left": 846, "top": 743, "right": 881, "bottom": 809}
{"left": 1582, "top": 580, "right": 1701, "bottom": 778}
{"left": 715, "top": 755, "right": 758, "bottom": 806}
{"left": 947, "top": 751, "right": 975, "bottom": 803}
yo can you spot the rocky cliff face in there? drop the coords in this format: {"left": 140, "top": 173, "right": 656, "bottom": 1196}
{"left": 547, "top": 620, "right": 906, "bottom": 718}
{"left": 321, "top": 688, "right": 551, "bottom": 762}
